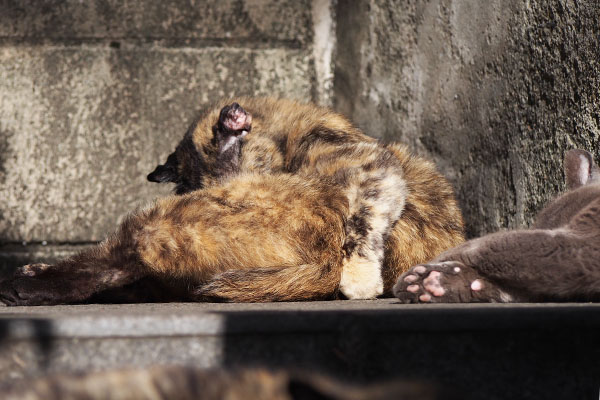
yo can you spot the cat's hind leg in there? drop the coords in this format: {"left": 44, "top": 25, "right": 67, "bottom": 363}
{"left": 395, "top": 206, "right": 600, "bottom": 303}
{"left": 0, "top": 215, "right": 150, "bottom": 306}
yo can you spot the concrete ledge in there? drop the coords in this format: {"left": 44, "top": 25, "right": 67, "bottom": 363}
{"left": 0, "top": 300, "right": 599, "bottom": 399}
{"left": 3, "top": 300, "right": 600, "bottom": 336}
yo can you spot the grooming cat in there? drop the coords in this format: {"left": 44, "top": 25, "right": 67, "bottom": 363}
{"left": 0, "top": 98, "right": 463, "bottom": 305}
{"left": 147, "top": 98, "right": 464, "bottom": 300}
{"left": 394, "top": 149, "right": 600, "bottom": 303}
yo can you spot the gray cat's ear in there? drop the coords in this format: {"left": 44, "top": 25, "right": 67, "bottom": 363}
{"left": 564, "top": 149, "right": 600, "bottom": 190}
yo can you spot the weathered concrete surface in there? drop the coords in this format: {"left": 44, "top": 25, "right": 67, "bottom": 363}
{"left": 0, "top": 0, "right": 331, "bottom": 248}
{"left": 0, "top": 47, "right": 313, "bottom": 242}
{"left": 0, "top": 0, "right": 313, "bottom": 45}
{"left": 1, "top": 300, "right": 599, "bottom": 399}
{"left": 335, "top": 0, "right": 600, "bottom": 237}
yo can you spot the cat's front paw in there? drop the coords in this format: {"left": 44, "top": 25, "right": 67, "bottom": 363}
{"left": 339, "top": 256, "right": 383, "bottom": 299}
{"left": 218, "top": 103, "right": 252, "bottom": 136}
{"left": 0, "top": 264, "right": 72, "bottom": 306}
{"left": 393, "top": 261, "right": 513, "bottom": 303}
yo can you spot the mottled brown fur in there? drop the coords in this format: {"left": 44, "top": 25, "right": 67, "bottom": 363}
{"left": 139, "top": 174, "right": 347, "bottom": 302}
{"left": 0, "top": 98, "right": 464, "bottom": 305}
{"left": 148, "top": 98, "right": 464, "bottom": 300}
{"left": 0, "top": 174, "right": 346, "bottom": 304}
{"left": 382, "top": 144, "right": 466, "bottom": 293}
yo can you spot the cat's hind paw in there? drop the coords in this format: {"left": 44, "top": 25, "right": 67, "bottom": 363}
{"left": 0, "top": 263, "right": 97, "bottom": 306}
{"left": 218, "top": 103, "right": 252, "bottom": 136}
{"left": 0, "top": 276, "right": 53, "bottom": 306}
{"left": 393, "top": 261, "right": 513, "bottom": 303}
{"left": 213, "top": 103, "right": 253, "bottom": 157}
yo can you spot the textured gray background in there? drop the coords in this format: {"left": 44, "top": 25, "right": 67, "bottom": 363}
{"left": 335, "top": 0, "right": 600, "bottom": 237}
{"left": 1, "top": 0, "right": 599, "bottom": 262}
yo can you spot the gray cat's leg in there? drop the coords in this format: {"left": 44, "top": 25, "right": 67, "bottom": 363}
{"left": 395, "top": 217, "right": 600, "bottom": 303}
{"left": 396, "top": 152, "right": 600, "bottom": 303}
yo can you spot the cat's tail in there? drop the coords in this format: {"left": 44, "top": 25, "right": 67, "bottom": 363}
{"left": 193, "top": 263, "right": 340, "bottom": 302}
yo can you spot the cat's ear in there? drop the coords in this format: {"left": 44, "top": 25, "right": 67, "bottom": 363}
{"left": 564, "top": 149, "right": 600, "bottom": 190}
{"left": 147, "top": 152, "right": 178, "bottom": 183}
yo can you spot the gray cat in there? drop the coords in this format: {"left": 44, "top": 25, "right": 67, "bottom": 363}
{"left": 394, "top": 149, "right": 600, "bottom": 303}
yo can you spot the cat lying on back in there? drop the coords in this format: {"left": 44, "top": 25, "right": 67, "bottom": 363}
{"left": 394, "top": 149, "right": 600, "bottom": 303}
{"left": 0, "top": 98, "right": 464, "bottom": 305}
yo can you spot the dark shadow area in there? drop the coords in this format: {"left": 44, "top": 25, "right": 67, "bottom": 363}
{"left": 88, "top": 277, "right": 189, "bottom": 303}
{"left": 221, "top": 306, "right": 600, "bottom": 400}
{"left": 0, "top": 318, "right": 55, "bottom": 373}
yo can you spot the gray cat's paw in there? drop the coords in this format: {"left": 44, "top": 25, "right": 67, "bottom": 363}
{"left": 393, "top": 261, "right": 513, "bottom": 303}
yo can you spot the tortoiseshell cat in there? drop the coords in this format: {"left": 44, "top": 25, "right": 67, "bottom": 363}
{"left": 0, "top": 98, "right": 464, "bottom": 305}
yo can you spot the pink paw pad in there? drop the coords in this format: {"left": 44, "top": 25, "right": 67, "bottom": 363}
{"left": 471, "top": 279, "right": 483, "bottom": 291}
{"left": 423, "top": 271, "right": 446, "bottom": 297}
{"left": 413, "top": 265, "right": 427, "bottom": 274}
{"left": 407, "top": 284, "right": 420, "bottom": 293}
{"left": 419, "top": 294, "right": 432, "bottom": 302}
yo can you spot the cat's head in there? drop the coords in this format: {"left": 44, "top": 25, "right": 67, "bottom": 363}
{"left": 146, "top": 126, "right": 213, "bottom": 195}
{"left": 564, "top": 149, "right": 600, "bottom": 190}
{"left": 147, "top": 99, "right": 283, "bottom": 195}
{"left": 147, "top": 102, "right": 251, "bottom": 195}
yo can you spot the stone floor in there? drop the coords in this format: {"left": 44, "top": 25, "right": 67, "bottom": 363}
{"left": 0, "top": 299, "right": 599, "bottom": 399}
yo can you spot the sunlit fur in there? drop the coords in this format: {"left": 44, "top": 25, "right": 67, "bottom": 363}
{"left": 150, "top": 97, "right": 464, "bottom": 300}
{"left": 0, "top": 98, "right": 464, "bottom": 305}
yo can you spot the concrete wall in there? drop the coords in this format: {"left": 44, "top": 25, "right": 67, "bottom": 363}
{"left": 0, "top": 0, "right": 336, "bottom": 265}
{"left": 335, "top": 0, "right": 600, "bottom": 237}
{"left": 1, "top": 0, "right": 599, "bottom": 265}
